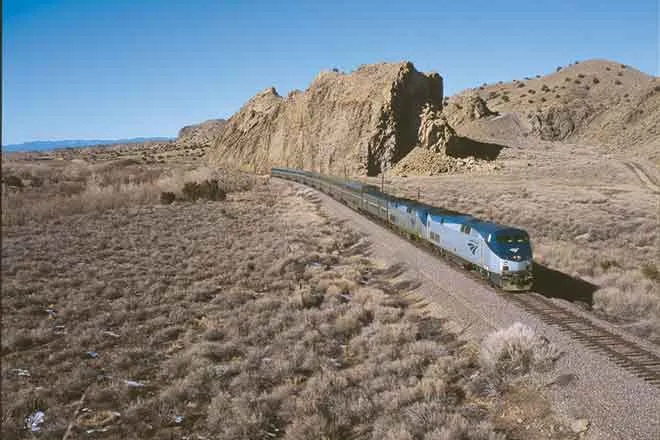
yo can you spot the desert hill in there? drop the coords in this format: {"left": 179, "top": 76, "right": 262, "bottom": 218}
{"left": 443, "top": 59, "right": 659, "bottom": 157}
{"left": 206, "top": 62, "right": 444, "bottom": 175}
{"left": 190, "top": 58, "right": 658, "bottom": 177}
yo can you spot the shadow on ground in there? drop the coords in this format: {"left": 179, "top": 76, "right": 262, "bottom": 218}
{"left": 532, "top": 263, "right": 598, "bottom": 306}
{"left": 446, "top": 136, "right": 506, "bottom": 160}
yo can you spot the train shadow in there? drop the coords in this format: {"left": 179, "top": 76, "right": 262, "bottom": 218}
{"left": 532, "top": 263, "right": 598, "bottom": 306}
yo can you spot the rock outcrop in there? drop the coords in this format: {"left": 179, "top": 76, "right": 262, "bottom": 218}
{"left": 177, "top": 119, "right": 227, "bottom": 147}
{"left": 529, "top": 103, "right": 593, "bottom": 141}
{"left": 444, "top": 93, "right": 498, "bottom": 127}
{"left": 417, "top": 104, "right": 456, "bottom": 153}
{"left": 207, "top": 62, "right": 443, "bottom": 175}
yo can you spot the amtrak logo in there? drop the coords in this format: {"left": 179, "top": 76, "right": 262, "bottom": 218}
{"left": 510, "top": 248, "right": 519, "bottom": 253}
{"left": 467, "top": 240, "right": 479, "bottom": 255}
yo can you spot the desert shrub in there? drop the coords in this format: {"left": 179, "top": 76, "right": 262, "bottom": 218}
{"left": 540, "top": 97, "right": 547, "bottom": 102}
{"left": 641, "top": 264, "right": 659, "bottom": 282}
{"left": 621, "top": 64, "right": 627, "bottom": 69}
{"left": 181, "top": 179, "right": 226, "bottom": 202}
{"left": 593, "top": 77, "right": 600, "bottom": 84}
{"left": 3, "top": 175, "right": 23, "bottom": 188}
{"left": 488, "top": 91, "right": 499, "bottom": 99}
{"left": 606, "top": 66, "right": 611, "bottom": 71}
{"left": 617, "top": 71, "right": 623, "bottom": 77}
{"left": 555, "top": 94, "right": 561, "bottom": 99}
{"left": 160, "top": 191, "right": 176, "bottom": 204}
{"left": 615, "top": 79, "right": 622, "bottom": 85}
{"left": 654, "top": 85, "right": 660, "bottom": 92}
{"left": 574, "top": 79, "right": 581, "bottom": 84}
{"left": 564, "top": 77, "right": 571, "bottom": 82}
{"left": 501, "top": 95, "right": 510, "bottom": 103}
{"left": 516, "top": 82, "right": 525, "bottom": 88}
{"left": 599, "top": 259, "right": 620, "bottom": 271}
{"left": 577, "top": 73, "right": 585, "bottom": 78}
{"left": 540, "top": 84, "right": 550, "bottom": 92}
{"left": 480, "top": 323, "right": 559, "bottom": 379}
{"left": 528, "top": 89, "right": 536, "bottom": 94}
{"left": 528, "top": 99, "right": 534, "bottom": 104}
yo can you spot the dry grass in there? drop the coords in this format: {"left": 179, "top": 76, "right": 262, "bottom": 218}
{"left": 365, "top": 148, "right": 660, "bottom": 343}
{"left": 1, "top": 160, "right": 255, "bottom": 226}
{"left": 480, "top": 323, "right": 560, "bottom": 381}
{"left": 1, "top": 158, "right": 572, "bottom": 439}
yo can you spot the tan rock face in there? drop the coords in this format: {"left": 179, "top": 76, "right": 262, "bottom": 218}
{"left": 529, "top": 103, "right": 593, "bottom": 141}
{"left": 417, "top": 104, "right": 457, "bottom": 153}
{"left": 177, "top": 119, "right": 227, "bottom": 147}
{"left": 444, "top": 93, "right": 497, "bottom": 127}
{"left": 207, "top": 62, "right": 443, "bottom": 176}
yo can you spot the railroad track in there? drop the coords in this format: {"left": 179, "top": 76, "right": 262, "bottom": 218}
{"left": 505, "top": 293, "right": 660, "bottom": 387}
{"left": 292, "top": 180, "right": 660, "bottom": 388}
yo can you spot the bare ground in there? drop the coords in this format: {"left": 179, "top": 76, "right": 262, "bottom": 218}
{"left": 1, "top": 158, "right": 573, "bottom": 439}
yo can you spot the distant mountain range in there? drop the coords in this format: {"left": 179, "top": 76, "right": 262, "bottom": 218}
{"left": 2, "top": 137, "right": 174, "bottom": 152}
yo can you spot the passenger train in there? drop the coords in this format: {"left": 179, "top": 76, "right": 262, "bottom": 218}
{"left": 271, "top": 167, "right": 534, "bottom": 291}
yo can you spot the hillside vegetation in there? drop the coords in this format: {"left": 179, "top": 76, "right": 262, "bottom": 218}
{"left": 445, "top": 59, "right": 659, "bottom": 158}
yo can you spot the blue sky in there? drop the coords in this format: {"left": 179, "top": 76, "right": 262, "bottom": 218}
{"left": 2, "top": 0, "right": 658, "bottom": 145}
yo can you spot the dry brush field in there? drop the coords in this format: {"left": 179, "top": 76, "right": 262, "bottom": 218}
{"left": 0, "top": 157, "right": 574, "bottom": 439}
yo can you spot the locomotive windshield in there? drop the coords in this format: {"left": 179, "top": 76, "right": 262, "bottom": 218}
{"left": 496, "top": 233, "right": 529, "bottom": 243}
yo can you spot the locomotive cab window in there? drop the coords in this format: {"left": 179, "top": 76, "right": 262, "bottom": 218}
{"left": 496, "top": 234, "right": 514, "bottom": 243}
{"left": 516, "top": 234, "right": 529, "bottom": 243}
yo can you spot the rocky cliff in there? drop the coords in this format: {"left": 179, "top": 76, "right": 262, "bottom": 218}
{"left": 207, "top": 62, "right": 443, "bottom": 175}
{"left": 177, "top": 118, "right": 227, "bottom": 147}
